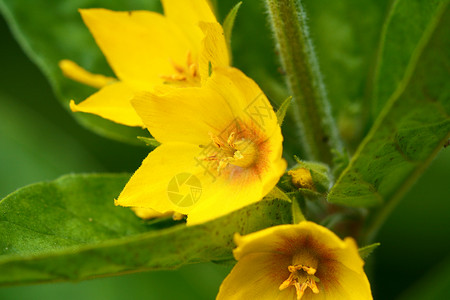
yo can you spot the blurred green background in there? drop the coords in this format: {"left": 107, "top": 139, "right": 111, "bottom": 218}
{"left": 0, "top": 0, "right": 449, "bottom": 299}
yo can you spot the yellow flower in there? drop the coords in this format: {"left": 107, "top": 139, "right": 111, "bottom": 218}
{"left": 115, "top": 67, "right": 286, "bottom": 225}
{"left": 217, "top": 221, "right": 372, "bottom": 300}
{"left": 60, "top": 0, "right": 228, "bottom": 127}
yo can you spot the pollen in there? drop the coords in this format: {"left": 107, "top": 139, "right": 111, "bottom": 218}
{"left": 160, "top": 51, "right": 200, "bottom": 87}
{"left": 203, "top": 130, "right": 259, "bottom": 175}
{"left": 197, "top": 119, "right": 267, "bottom": 178}
{"left": 279, "top": 263, "right": 320, "bottom": 300}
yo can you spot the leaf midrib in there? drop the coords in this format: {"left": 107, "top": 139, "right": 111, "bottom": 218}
{"left": 331, "top": 2, "right": 448, "bottom": 206}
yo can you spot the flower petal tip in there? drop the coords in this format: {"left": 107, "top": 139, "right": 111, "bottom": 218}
{"left": 69, "top": 100, "right": 79, "bottom": 112}
{"left": 113, "top": 198, "right": 120, "bottom": 206}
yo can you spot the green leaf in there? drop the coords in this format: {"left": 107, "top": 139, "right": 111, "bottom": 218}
{"left": 276, "top": 96, "right": 292, "bottom": 126}
{"left": 0, "top": 0, "right": 162, "bottom": 145}
{"left": 358, "top": 243, "right": 380, "bottom": 260}
{"left": 328, "top": 4, "right": 450, "bottom": 208}
{"left": 291, "top": 198, "right": 306, "bottom": 224}
{"left": 0, "top": 174, "right": 141, "bottom": 256}
{"left": 372, "top": 0, "right": 447, "bottom": 118}
{"left": 137, "top": 136, "right": 161, "bottom": 148}
{"left": 266, "top": 186, "right": 291, "bottom": 202}
{"left": 222, "top": 1, "right": 242, "bottom": 63}
{"left": 0, "top": 174, "right": 291, "bottom": 286}
{"left": 331, "top": 148, "right": 350, "bottom": 179}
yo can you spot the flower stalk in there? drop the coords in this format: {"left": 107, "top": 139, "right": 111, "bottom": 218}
{"left": 265, "top": 0, "right": 343, "bottom": 166}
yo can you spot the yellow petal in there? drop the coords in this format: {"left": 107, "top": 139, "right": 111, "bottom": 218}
{"left": 337, "top": 237, "right": 367, "bottom": 275}
{"left": 233, "top": 224, "right": 298, "bottom": 260}
{"left": 185, "top": 177, "right": 265, "bottom": 225}
{"left": 321, "top": 262, "right": 373, "bottom": 300}
{"left": 316, "top": 236, "right": 371, "bottom": 299}
{"left": 116, "top": 142, "right": 246, "bottom": 221}
{"left": 207, "top": 68, "right": 279, "bottom": 139}
{"left": 59, "top": 59, "right": 116, "bottom": 88}
{"left": 131, "top": 207, "right": 172, "bottom": 219}
{"left": 132, "top": 67, "right": 279, "bottom": 144}
{"left": 70, "top": 82, "right": 144, "bottom": 127}
{"left": 162, "top": 0, "right": 216, "bottom": 50}
{"left": 234, "top": 222, "right": 349, "bottom": 260}
{"left": 115, "top": 141, "right": 285, "bottom": 225}
{"left": 262, "top": 128, "right": 287, "bottom": 196}
{"left": 198, "top": 22, "right": 230, "bottom": 83}
{"left": 80, "top": 8, "right": 191, "bottom": 90}
{"left": 162, "top": 2, "right": 229, "bottom": 83}
{"left": 217, "top": 252, "right": 296, "bottom": 300}
{"left": 162, "top": 0, "right": 216, "bottom": 25}
{"left": 131, "top": 87, "right": 234, "bottom": 145}
{"left": 115, "top": 143, "right": 214, "bottom": 215}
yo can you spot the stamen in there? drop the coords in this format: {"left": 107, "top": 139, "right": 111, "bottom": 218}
{"left": 279, "top": 264, "right": 320, "bottom": 300}
{"left": 199, "top": 131, "right": 258, "bottom": 175}
{"left": 172, "top": 59, "right": 185, "bottom": 73}
{"left": 189, "top": 63, "right": 198, "bottom": 77}
{"left": 160, "top": 50, "right": 200, "bottom": 86}
{"left": 227, "top": 132, "right": 236, "bottom": 146}
{"left": 307, "top": 277, "right": 319, "bottom": 293}
{"left": 279, "top": 273, "right": 295, "bottom": 290}
{"left": 295, "top": 282, "right": 307, "bottom": 300}
{"left": 186, "top": 50, "right": 193, "bottom": 66}
{"left": 209, "top": 132, "right": 224, "bottom": 148}
{"left": 160, "top": 73, "right": 186, "bottom": 81}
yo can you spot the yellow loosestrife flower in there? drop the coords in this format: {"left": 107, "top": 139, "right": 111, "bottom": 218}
{"left": 115, "top": 67, "right": 287, "bottom": 225}
{"left": 60, "top": 0, "right": 228, "bottom": 127}
{"left": 217, "top": 221, "right": 372, "bottom": 299}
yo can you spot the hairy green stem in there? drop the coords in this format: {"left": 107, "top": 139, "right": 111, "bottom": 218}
{"left": 264, "top": 0, "right": 343, "bottom": 166}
